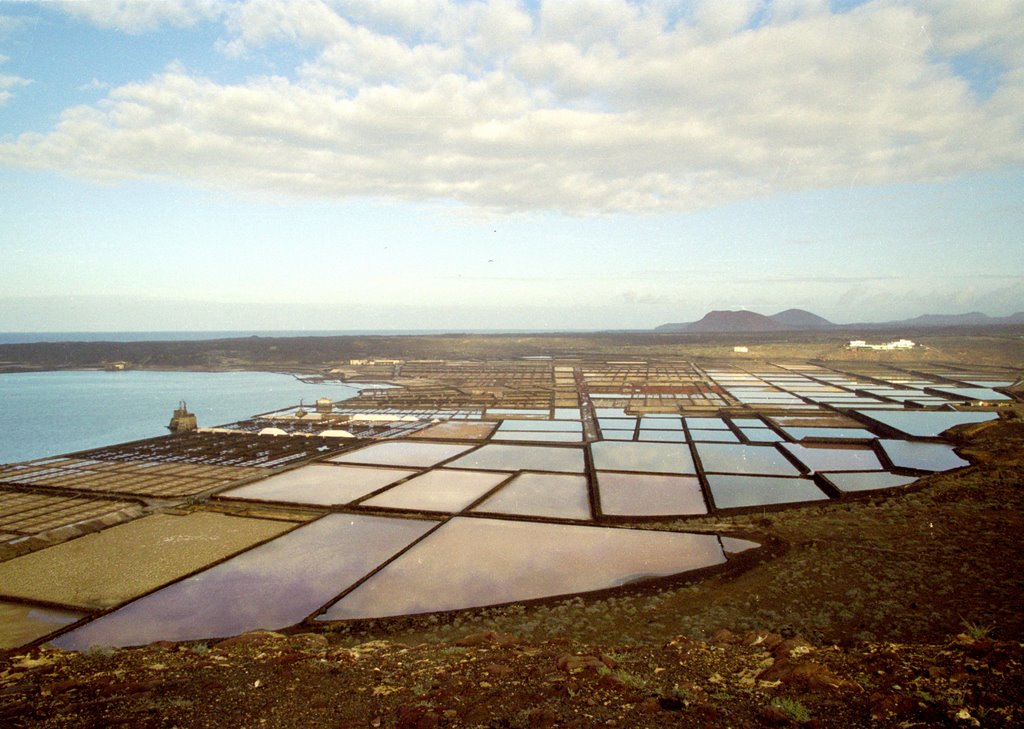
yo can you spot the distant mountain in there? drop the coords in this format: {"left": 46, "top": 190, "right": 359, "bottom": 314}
{"left": 768, "top": 308, "right": 834, "bottom": 329}
{"left": 860, "top": 311, "right": 1024, "bottom": 329}
{"left": 655, "top": 309, "right": 1024, "bottom": 334}
{"left": 689, "top": 310, "right": 785, "bottom": 333}
{"left": 657, "top": 310, "right": 784, "bottom": 333}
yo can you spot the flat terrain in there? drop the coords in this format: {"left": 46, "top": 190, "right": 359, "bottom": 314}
{"left": 2, "top": 326, "right": 1023, "bottom": 372}
{"left": 0, "top": 330, "right": 1021, "bottom": 727}
{"left": 1, "top": 418, "right": 1021, "bottom": 727}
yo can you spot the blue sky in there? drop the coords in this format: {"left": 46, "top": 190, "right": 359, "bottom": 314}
{"left": 1, "top": 1, "right": 1022, "bottom": 332}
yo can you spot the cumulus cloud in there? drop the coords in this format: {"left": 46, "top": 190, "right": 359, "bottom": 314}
{"left": 59, "top": 0, "right": 223, "bottom": 33}
{"left": 2, "top": 0, "right": 1023, "bottom": 213}
{"left": 0, "top": 54, "right": 30, "bottom": 107}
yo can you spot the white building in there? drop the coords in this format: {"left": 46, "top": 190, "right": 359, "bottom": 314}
{"left": 848, "top": 339, "right": 916, "bottom": 350}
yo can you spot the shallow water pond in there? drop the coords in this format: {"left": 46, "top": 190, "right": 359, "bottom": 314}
{"left": 318, "top": 517, "right": 730, "bottom": 621}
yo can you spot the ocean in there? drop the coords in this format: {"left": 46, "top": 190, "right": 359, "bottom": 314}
{"left": 0, "top": 370, "right": 362, "bottom": 464}
{"left": 0, "top": 329, "right": 593, "bottom": 344}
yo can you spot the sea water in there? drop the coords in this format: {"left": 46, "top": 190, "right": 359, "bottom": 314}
{"left": 0, "top": 370, "right": 361, "bottom": 464}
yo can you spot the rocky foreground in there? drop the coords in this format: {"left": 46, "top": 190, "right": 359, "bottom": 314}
{"left": 1, "top": 626, "right": 1021, "bottom": 728}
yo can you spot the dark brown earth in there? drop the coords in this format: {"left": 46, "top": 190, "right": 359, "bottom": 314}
{"left": 2, "top": 326, "right": 1023, "bottom": 372}
{"left": 2, "top": 417, "right": 1022, "bottom": 727}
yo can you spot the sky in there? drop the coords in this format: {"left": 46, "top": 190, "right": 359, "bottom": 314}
{"left": 0, "top": 0, "right": 1022, "bottom": 332}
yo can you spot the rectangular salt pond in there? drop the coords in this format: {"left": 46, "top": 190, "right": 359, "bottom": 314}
{"left": 807, "top": 397, "right": 888, "bottom": 406}
{"left": 929, "top": 387, "right": 1011, "bottom": 402}
{"left": 318, "top": 517, "right": 727, "bottom": 621}
{"left": 739, "top": 428, "right": 784, "bottom": 443}
{"left": 878, "top": 440, "right": 970, "bottom": 472}
{"left": 220, "top": 464, "right": 418, "bottom": 506}
{"left": 498, "top": 420, "right": 582, "bottom": 432}
{"left": 407, "top": 421, "right": 496, "bottom": 440}
{"left": 486, "top": 408, "right": 550, "bottom": 417}
{"left": 1, "top": 601, "right": 85, "bottom": 650}
{"left": 596, "top": 472, "right": 707, "bottom": 517}
{"left": 684, "top": 417, "right": 729, "bottom": 430}
{"left": 823, "top": 471, "right": 918, "bottom": 493}
{"left": 599, "top": 418, "right": 637, "bottom": 429}
{"left": 637, "top": 429, "right": 688, "bottom": 443}
{"left": 492, "top": 431, "right": 581, "bottom": 443}
{"left": 695, "top": 443, "right": 801, "bottom": 476}
{"left": 707, "top": 475, "right": 828, "bottom": 510}
{"left": 473, "top": 473, "right": 591, "bottom": 520}
{"left": 638, "top": 418, "right": 683, "bottom": 431}
{"left": 854, "top": 410, "right": 998, "bottom": 438}
{"left": 446, "top": 444, "right": 585, "bottom": 473}
{"left": 601, "top": 430, "right": 636, "bottom": 441}
{"left": 360, "top": 469, "right": 510, "bottom": 512}
{"left": 688, "top": 429, "right": 739, "bottom": 443}
{"left": 778, "top": 426, "right": 876, "bottom": 441}
{"left": 778, "top": 443, "right": 883, "bottom": 473}
{"left": 590, "top": 441, "right": 696, "bottom": 474}
{"left": 329, "top": 442, "right": 474, "bottom": 467}
{"left": 52, "top": 514, "right": 438, "bottom": 650}
{"left": 0, "top": 512, "right": 294, "bottom": 610}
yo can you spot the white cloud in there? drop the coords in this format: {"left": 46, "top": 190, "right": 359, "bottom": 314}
{"left": 59, "top": 0, "right": 224, "bottom": 33}
{"left": 0, "top": 63, "right": 31, "bottom": 107}
{"left": 2, "top": 0, "right": 1022, "bottom": 213}
{"left": 78, "top": 77, "right": 112, "bottom": 92}
{"left": 921, "top": 0, "right": 1024, "bottom": 65}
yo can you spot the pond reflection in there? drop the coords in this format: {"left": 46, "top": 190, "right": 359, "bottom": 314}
{"left": 695, "top": 443, "right": 801, "bottom": 476}
{"left": 591, "top": 441, "right": 696, "bottom": 474}
{"left": 854, "top": 410, "right": 998, "bottom": 438}
{"left": 597, "top": 472, "right": 707, "bottom": 517}
{"left": 361, "top": 469, "right": 510, "bottom": 512}
{"left": 778, "top": 444, "right": 883, "bottom": 473}
{"left": 52, "top": 514, "right": 437, "bottom": 649}
{"left": 878, "top": 439, "right": 970, "bottom": 472}
{"left": 823, "top": 471, "right": 918, "bottom": 493}
{"left": 318, "top": 517, "right": 729, "bottom": 621}
{"left": 220, "top": 464, "right": 418, "bottom": 506}
{"left": 329, "top": 442, "right": 474, "bottom": 467}
{"left": 707, "top": 475, "right": 827, "bottom": 509}
{"left": 446, "top": 444, "right": 585, "bottom": 473}
{"left": 473, "top": 473, "right": 591, "bottom": 520}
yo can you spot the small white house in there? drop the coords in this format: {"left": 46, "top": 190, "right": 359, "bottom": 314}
{"left": 848, "top": 339, "right": 916, "bottom": 350}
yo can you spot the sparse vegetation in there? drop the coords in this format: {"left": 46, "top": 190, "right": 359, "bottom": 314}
{"left": 771, "top": 696, "right": 812, "bottom": 722}
{"left": 960, "top": 618, "right": 993, "bottom": 641}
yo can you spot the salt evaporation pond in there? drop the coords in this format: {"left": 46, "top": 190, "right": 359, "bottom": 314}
{"left": 329, "top": 441, "right": 474, "bottom": 467}
{"left": 361, "top": 469, "right": 508, "bottom": 512}
{"left": 591, "top": 441, "right": 696, "bottom": 474}
{"left": 707, "top": 475, "right": 828, "bottom": 510}
{"left": 446, "top": 444, "right": 585, "bottom": 473}
{"left": 854, "top": 410, "right": 999, "bottom": 438}
{"left": 220, "top": 464, "right": 417, "bottom": 506}
{"left": 318, "top": 518, "right": 729, "bottom": 621}
{"left": 53, "top": 514, "right": 438, "bottom": 649}
{"left": 473, "top": 473, "right": 592, "bottom": 520}
{"left": 596, "top": 472, "right": 707, "bottom": 517}
{"left": 695, "top": 443, "right": 801, "bottom": 476}
{"left": 822, "top": 472, "right": 919, "bottom": 493}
